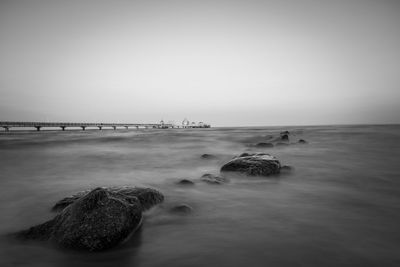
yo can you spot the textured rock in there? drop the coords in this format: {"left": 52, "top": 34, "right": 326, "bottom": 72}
{"left": 16, "top": 187, "right": 164, "bottom": 251}
{"left": 200, "top": 173, "right": 228, "bottom": 184}
{"left": 220, "top": 153, "right": 281, "bottom": 176}
{"left": 52, "top": 186, "right": 164, "bottom": 212}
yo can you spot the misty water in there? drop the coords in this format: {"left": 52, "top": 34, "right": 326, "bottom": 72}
{"left": 0, "top": 125, "right": 400, "bottom": 267}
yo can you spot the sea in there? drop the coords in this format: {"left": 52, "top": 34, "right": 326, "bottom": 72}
{"left": 0, "top": 124, "right": 399, "bottom": 267}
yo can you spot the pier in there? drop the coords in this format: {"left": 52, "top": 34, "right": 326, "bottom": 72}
{"left": 0, "top": 121, "right": 175, "bottom": 132}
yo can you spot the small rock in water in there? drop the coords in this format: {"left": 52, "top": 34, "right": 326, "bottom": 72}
{"left": 201, "top": 173, "right": 228, "bottom": 184}
{"left": 220, "top": 153, "right": 281, "bottom": 177}
{"left": 15, "top": 187, "right": 160, "bottom": 251}
{"left": 177, "top": 179, "right": 195, "bottom": 185}
{"left": 280, "top": 165, "right": 293, "bottom": 174}
{"left": 255, "top": 142, "right": 274, "bottom": 148}
{"left": 280, "top": 134, "right": 289, "bottom": 141}
{"left": 170, "top": 204, "right": 193, "bottom": 214}
{"left": 201, "top": 154, "right": 217, "bottom": 159}
{"left": 298, "top": 139, "right": 307, "bottom": 144}
{"left": 280, "top": 131, "right": 290, "bottom": 135}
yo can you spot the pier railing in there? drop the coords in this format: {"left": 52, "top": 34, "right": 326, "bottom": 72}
{"left": 0, "top": 121, "right": 175, "bottom": 131}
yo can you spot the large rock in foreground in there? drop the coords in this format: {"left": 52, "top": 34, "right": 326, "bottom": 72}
{"left": 16, "top": 187, "right": 164, "bottom": 251}
{"left": 220, "top": 153, "right": 281, "bottom": 176}
{"left": 52, "top": 186, "right": 164, "bottom": 211}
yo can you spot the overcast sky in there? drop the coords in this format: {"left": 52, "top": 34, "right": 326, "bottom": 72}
{"left": 0, "top": 0, "right": 399, "bottom": 126}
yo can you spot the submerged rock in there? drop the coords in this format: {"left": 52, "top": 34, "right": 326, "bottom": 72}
{"left": 169, "top": 204, "right": 193, "bottom": 214}
{"left": 200, "top": 173, "right": 228, "bottom": 184}
{"left": 280, "top": 165, "right": 293, "bottom": 174}
{"left": 52, "top": 186, "right": 164, "bottom": 211}
{"left": 298, "top": 139, "right": 307, "bottom": 144}
{"left": 16, "top": 187, "right": 164, "bottom": 251}
{"left": 177, "top": 179, "right": 195, "bottom": 185}
{"left": 255, "top": 142, "right": 274, "bottom": 148}
{"left": 220, "top": 153, "right": 281, "bottom": 177}
{"left": 280, "top": 131, "right": 290, "bottom": 135}
{"left": 201, "top": 154, "right": 217, "bottom": 159}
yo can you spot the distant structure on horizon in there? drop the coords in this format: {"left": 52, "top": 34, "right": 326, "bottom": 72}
{"left": 181, "top": 118, "right": 210, "bottom": 128}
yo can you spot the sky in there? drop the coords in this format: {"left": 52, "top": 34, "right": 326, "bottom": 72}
{"left": 0, "top": 0, "right": 399, "bottom": 126}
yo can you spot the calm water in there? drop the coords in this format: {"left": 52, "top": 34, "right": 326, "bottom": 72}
{"left": 0, "top": 125, "right": 400, "bottom": 267}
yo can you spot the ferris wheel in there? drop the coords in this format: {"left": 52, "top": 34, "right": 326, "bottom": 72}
{"left": 182, "top": 118, "right": 190, "bottom": 127}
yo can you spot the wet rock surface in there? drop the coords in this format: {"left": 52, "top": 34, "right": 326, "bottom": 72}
{"left": 280, "top": 134, "right": 289, "bottom": 141}
{"left": 52, "top": 186, "right": 164, "bottom": 211}
{"left": 177, "top": 179, "right": 195, "bottom": 185}
{"left": 220, "top": 153, "right": 281, "bottom": 176}
{"left": 169, "top": 204, "right": 193, "bottom": 214}
{"left": 200, "top": 174, "right": 228, "bottom": 184}
{"left": 16, "top": 187, "right": 164, "bottom": 251}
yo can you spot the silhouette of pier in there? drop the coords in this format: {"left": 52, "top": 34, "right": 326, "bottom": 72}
{"left": 0, "top": 121, "right": 175, "bottom": 131}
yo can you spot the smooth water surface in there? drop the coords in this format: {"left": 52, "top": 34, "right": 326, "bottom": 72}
{"left": 1, "top": 125, "right": 400, "bottom": 267}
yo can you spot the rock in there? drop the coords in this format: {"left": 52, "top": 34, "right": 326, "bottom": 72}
{"left": 177, "top": 179, "right": 195, "bottom": 185}
{"left": 239, "top": 152, "right": 250, "bottom": 157}
{"left": 280, "top": 165, "right": 293, "bottom": 174}
{"left": 255, "top": 142, "right": 274, "bottom": 148}
{"left": 280, "top": 131, "right": 290, "bottom": 135}
{"left": 298, "top": 139, "right": 307, "bottom": 144}
{"left": 280, "top": 134, "right": 289, "bottom": 141}
{"left": 52, "top": 186, "right": 164, "bottom": 212}
{"left": 169, "top": 204, "right": 193, "bottom": 214}
{"left": 201, "top": 154, "right": 217, "bottom": 159}
{"left": 200, "top": 173, "right": 228, "bottom": 184}
{"left": 16, "top": 187, "right": 155, "bottom": 251}
{"left": 220, "top": 153, "right": 281, "bottom": 176}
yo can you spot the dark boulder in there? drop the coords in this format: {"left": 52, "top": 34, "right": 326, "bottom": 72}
{"left": 177, "top": 179, "right": 195, "bottom": 185}
{"left": 220, "top": 153, "right": 281, "bottom": 176}
{"left": 52, "top": 186, "right": 164, "bottom": 212}
{"left": 169, "top": 204, "right": 193, "bottom": 214}
{"left": 200, "top": 173, "right": 228, "bottom": 184}
{"left": 255, "top": 142, "right": 274, "bottom": 148}
{"left": 16, "top": 187, "right": 156, "bottom": 251}
{"left": 298, "top": 139, "right": 307, "bottom": 144}
{"left": 201, "top": 154, "right": 217, "bottom": 159}
{"left": 280, "top": 134, "right": 289, "bottom": 141}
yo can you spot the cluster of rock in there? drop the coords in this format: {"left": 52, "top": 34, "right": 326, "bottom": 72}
{"left": 250, "top": 131, "right": 307, "bottom": 148}
{"left": 15, "top": 131, "right": 302, "bottom": 251}
{"left": 16, "top": 187, "right": 164, "bottom": 251}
